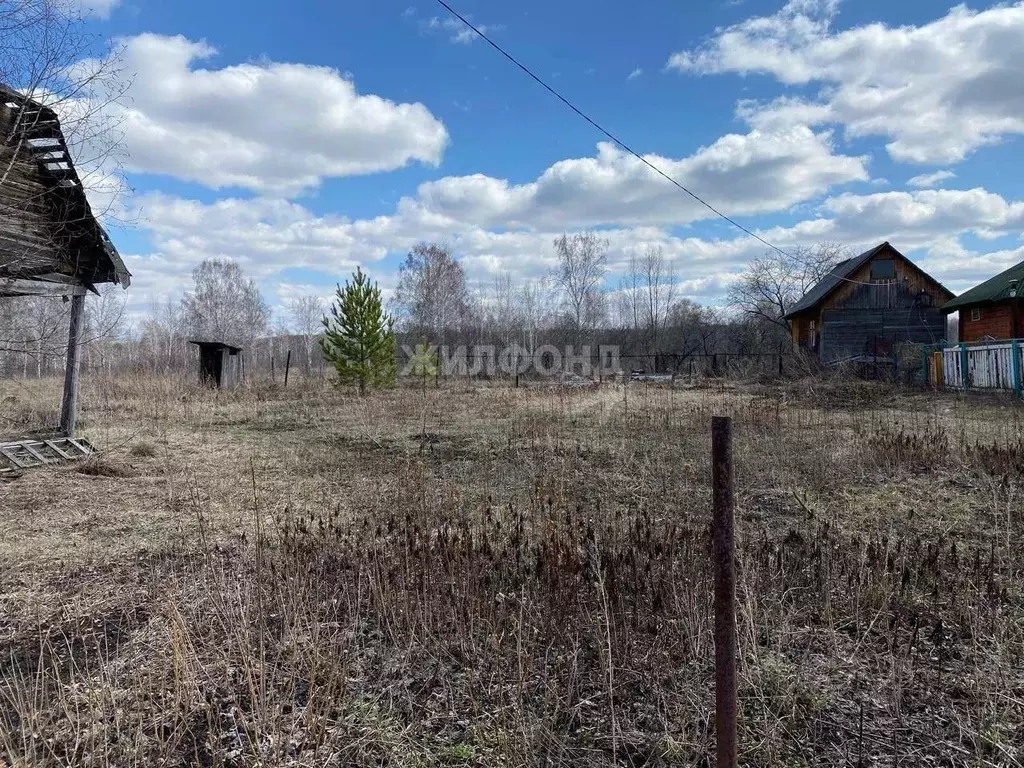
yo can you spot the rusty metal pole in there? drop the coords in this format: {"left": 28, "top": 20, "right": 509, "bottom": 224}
{"left": 712, "top": 415, "right": 738, "bottom": 768}
{"left": 284, "top": 350, "right": 291, "bottom": 388}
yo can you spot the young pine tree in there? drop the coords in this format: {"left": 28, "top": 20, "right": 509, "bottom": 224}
{"left": 320, "top": 268, "right": 397, "bottom": 394}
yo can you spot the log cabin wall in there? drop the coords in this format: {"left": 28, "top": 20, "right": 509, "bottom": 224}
{"left": 958, "top": 303, "right": 1024, "bottom": 342}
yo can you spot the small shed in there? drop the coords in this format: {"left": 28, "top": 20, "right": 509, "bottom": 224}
{"left": 940, "top": 258, "right": 1024, "bottom": 341}
{"left": 190, "top": 341, "right": 243, "bottom": 388}
{"left": 784, "top": 242, "right": 953, "bottom": 365}
{"left": 1, "top": 83, "right": 131, "bottom": 435}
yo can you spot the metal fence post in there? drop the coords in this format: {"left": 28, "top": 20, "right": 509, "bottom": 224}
{"left": 712, "top": 416, "right": 738, "bottom": 768}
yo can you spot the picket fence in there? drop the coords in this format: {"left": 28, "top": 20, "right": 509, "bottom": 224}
{"left": 938, "top": 340, "right": 1024, "bottom": 393}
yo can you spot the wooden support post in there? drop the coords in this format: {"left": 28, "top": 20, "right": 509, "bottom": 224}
{"left": 959, "top": 343, "right": 970, "bottom": 390}
{"left": 1012, "top": 339, "right": 1022, "bottom": 398}
{"left": 284, "top": 350, "right": 291, "bottom": 388}
{"left": 711, "top": 416, "right": 738, "bottom": 768}
{"left": 59, "top": 294, "right": 85, "bottom": 436}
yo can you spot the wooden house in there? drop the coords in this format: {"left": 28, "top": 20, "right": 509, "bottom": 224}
{"left": 940, "top": 258, "right": 1024, "bottom": 341}
{"left": 0, "top": 83, "right": 130, "bottom": 435}
{"left": 783, "top": 242, "right": 952, "bottom": 364}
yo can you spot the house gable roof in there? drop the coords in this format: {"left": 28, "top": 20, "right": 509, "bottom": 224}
{"left": 942, "top": 259, "right": 1024, "bottom": 313}
{"left": 783, "top": 242, "right": 953, "bottom": 320}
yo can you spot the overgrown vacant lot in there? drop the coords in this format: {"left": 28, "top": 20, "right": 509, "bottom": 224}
{"left": 0, "top": 374, "right": 1021, "bottom": 766}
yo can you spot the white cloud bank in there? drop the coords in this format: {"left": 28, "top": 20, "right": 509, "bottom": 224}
{"left": 669, "top": 0, "right": 1024, "bottom": 164}
{"left": 412, "top": 129, "right": 867, "bottom": 230}
{"left": 121, "top": 181, "right": 1024, "bottom": 310}
{"left": 96, "top": 34, "right": 449, "bottom": 194}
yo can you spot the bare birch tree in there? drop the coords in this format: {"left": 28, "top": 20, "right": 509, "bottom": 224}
{"left": 392, "top": 243, "right": 471, "bottom": 345}
{"left": 182, "top": 259, "right": 270, "bottom": 349}
{"left": 553, "top": 232, "right": 608, "bottom": 345}
{"left": 288, "top": 295, "right": 325, "bottom": 373}
{"left": 618, "top": 245, "right": 678, "bottom": 355}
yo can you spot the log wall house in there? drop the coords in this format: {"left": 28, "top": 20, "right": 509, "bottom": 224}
{"left": 784, "top": 243, "right": 952, "bottom": 364}
{"left": 941, "top": 259, "right": 1024, "bottom": 342}
{"left": 1, "top": 83, "right": 130, "bottom": 435}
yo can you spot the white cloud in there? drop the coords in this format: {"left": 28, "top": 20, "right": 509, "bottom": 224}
{"left": 86, "top": 34, "right": 448, "bottom": 194}
{"left": 756, "top": 188, "right": 1024, "bottom": 256}
{"left": 628, "top": 67, "right": 644, "bottom": 80}
{"left": 421, "top": 15, "right": 494, "bottom": 44}
{"left": 669, "top": 1, "right": 1024, "bottom": 164}
{"left": 907, "top": 170, "right": 956, "bottom": 189}
{"left": 413, "top": 128, "right": 867, "bottom": 229}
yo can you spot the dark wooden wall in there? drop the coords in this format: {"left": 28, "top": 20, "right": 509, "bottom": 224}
{"left": 820, "top": 307, "right": 946, "bottom": 362}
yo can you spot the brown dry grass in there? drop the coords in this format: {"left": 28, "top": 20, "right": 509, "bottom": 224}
{"left": 0, "top": 372, "right": 1021, "bottom": 766}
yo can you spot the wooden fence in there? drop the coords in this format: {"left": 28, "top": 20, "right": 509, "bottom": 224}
{"left": 930, "top": 340, "right": 1024, "bottom": 394}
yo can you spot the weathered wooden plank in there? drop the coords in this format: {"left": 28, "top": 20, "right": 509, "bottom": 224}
{"left": 59, "top": 294, "right": 85, "bottom": 436}
{"left": 64, "top": 437, "right": 92, "bottom": 456}
{"left": 20, "top": 442, "right": 54, "bottom": 464}
{"left": 0, "top": 278, "right": 87, "bottom": 297}
{"left": 0, "top": 446, "right": 33, "bottom": 469}
{"left": 43, "top": 439, "right": 73, "bottom": 460}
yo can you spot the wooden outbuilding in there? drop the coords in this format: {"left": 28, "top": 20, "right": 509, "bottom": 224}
{"left": 784, "top": 242, "right": 953, "bottom": 365}
{"left": 0, "top": 83, "right": 130, "bottom": 435}
{"left": 940, "top": 258, "right": 1024, "bottom": 341}
{"left": 190, "top": 341, "right": 243, "bottom": 388}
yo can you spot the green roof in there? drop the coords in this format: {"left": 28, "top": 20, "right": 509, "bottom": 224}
{"left": 943, "top": 259, "right": 1024, "bottom": 313}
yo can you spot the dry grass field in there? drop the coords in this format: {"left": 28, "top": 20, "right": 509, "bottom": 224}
{"left": 0, "top": 373, "right": 1021, "bottom": 766}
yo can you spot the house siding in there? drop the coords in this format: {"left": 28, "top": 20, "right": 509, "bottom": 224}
{"left": 959, "top": 303, "right": 1024, "bottom": 341}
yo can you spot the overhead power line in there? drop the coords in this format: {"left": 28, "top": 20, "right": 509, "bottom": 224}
{"left": 434, "top": 0, "right": 793, "bottom": 259}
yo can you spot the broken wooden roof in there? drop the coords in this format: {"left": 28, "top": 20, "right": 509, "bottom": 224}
{"left": 0, "top": 83, "right": 130, "bottom": 297}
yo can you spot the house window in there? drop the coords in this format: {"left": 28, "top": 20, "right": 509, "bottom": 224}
{"left": 870, "top": 259, "right": 896, "bottom": 280}
{"left": 971, "top": 308, "right": 981, "bottom": 322}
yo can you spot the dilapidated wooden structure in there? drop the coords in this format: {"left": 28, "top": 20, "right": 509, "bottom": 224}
{"left": 784, "top": 242, "right": 952, "bottom": 366}
{"left": 1, "top": 83, "right": 131, "bottom": 435}
{"left": 190, "top": 341, "right": 243, "bottom": 388}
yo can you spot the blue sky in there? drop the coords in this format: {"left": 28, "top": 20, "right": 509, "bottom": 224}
{"left": 68, "top": 0, "right": 1024, "bottom": 325}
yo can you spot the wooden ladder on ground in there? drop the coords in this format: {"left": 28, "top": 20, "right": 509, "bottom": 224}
{"left": 0, "top": 437, "right": 96, "bottom": 476}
